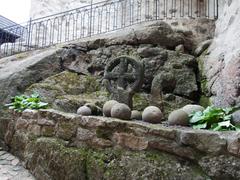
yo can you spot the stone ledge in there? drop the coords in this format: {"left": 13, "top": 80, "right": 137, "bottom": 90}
{"left": 5, "top": 109, "right": 240, "bottom": 179}
{"left": 6, "top": 109, "right": 240, "bottom": 157}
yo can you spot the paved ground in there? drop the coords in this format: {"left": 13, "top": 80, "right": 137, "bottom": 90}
{"left": 0, "top": 147, "right": 35, "bottom": 180}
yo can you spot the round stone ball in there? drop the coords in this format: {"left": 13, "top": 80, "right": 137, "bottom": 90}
{"left": 168, "top": 109, "right": 189, "bottom": 126}
{"left": 103, "top": 100, "right": 119, "bottom": 117}
{"left": 131, "top": 110, "right": 142, "bottom": 120}
{"left": 142, "top": 106, "right": 163, "bottom": 124}
{"left": 182, "top": 104, "right": 204, "bottom": 115}
{"left": 231, "top": 110, "right": 240, "bottom": 126}
{"left": 111, "top": 103, "right": 131, "bottom": 120}
{"left": 77, "top": 106, "right": 92, "bottom": 116}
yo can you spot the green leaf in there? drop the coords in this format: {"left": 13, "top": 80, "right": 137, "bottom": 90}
{"left": 218, "top": 120, "right": 231, "bottom": 128}
{"left": 5, "top": 93, "right": 48, "bottom": 112}
{"left": 223, "top": 114, "right": 232, "bottom": 121}
{"left": 189, "top": 111, "right": 203, "bottom": 123}
{"left": 189, "top": 106, "right": 240, "bottom": 132}
{"left": 192, "top": 123, "right": 207, "bottom": 130}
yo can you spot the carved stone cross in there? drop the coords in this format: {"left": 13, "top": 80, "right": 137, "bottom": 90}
{"left": 103, "top": 56, "right": 144, "bottom": 109}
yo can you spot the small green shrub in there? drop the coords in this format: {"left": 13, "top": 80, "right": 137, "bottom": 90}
{"left": 5, "top": 93, "right": 48, "bottom": 112}
{"left": 189, "top": 106, "right": 240, "bottom": 131}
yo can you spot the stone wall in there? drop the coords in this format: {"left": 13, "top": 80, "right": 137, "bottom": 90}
{"left": 202, "top": 0, "right": 240, "bottom": 107}
{"left": 5, "top": 109, "right": 240, "bottom": 179}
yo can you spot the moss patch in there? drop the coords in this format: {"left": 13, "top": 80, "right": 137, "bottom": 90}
{"left": 199, "top": 96, "right": 211, "bottom": 108}
{"left": 25, "top": 137, "right": 209, "bottom": 180}
{"left": 133, "top": 93, "right": 149, "bottom": 111}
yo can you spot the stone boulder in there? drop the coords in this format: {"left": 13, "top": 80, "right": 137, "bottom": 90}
{"left": 0, "top": 48, "right": 64, "bottom": 144}
{"left": 202, "top": 0, "right": 240, "bottom": 107}
{"left": 26, "top": 71, "right": 101, "bottom": 104}
{"left": 0, "top": 48, "right": 62, "bottom": 114}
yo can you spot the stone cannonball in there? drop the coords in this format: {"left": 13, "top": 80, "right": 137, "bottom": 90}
{"left": 142, "top": 106, "right": 163, "bottom": 124}
{"left": 103, "top": 100, "right": 119, "bottom": 117}
{"left": 168, "top": 109, "right": 189, "bottom": 126}
{"left": 182, "top": 104, "right": 204, "bottom": 115}
{"left": 111, "top": 103, "right": 131, "bottom": 120}
{"left": 77, "top": 106, "right": 92, "bottom": 116}
{"left": 231, "top": 110, "right": 240, "bottom": 126}
{"left": 131, "top": 110, "right": 142, "bottom": 120}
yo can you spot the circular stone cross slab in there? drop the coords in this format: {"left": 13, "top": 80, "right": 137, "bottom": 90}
{"left": 103, "top": 56, "right": 144, "bottom": 108}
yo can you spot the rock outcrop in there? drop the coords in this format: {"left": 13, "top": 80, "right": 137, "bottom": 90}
{"left": 20, "top": 22, "right": 201, "bottom": 116}
{"left": 202, "top": 0, "right": 240, "bottom": 107}
{"left": 0, "top": 48, "right": 63, "bottom": 146}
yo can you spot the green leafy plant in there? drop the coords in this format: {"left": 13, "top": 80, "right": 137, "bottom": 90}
{"left": 189, "top": 106, "right": 240, "bottom": 131}
{"left": 5, "top": 93, "right": 48, "bottom": 112}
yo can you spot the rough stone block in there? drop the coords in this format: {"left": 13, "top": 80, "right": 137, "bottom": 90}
{"left": 113, "top": 132, "right": 148, "bottom": 150}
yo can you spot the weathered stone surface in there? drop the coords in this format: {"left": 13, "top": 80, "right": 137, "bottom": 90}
{"left": 0, "top": 48, "right": 64, "bottom": 145}
{"left": 111, "top": 103, "right": 131, "bottom": 120}
{"left": 202, "top": 0, "right": 240, "bottom": 107}
{"left": 182, "top": 104, "right": 204, "bottom": 115}
{"left": 77, "top": 106, "right": 92, "bottom": 116}
{"left": 168, "top": 109, "right": 189, "bottom": 126}
{"left": 25, "top": 138, "right": 86, "bottom": 180}
{"left": 76, "top": 127, "right": 95, "bottom": 141}
{"left": 194, "top": 39, "right": 212, "bottom": 56}
{"left": 175, "top": 44, "right": 185, "bottom": 53}
{"left": 37, "top": 119, "right": 55, "bottom": 126}
{"left": 103, "top": 100, "right": 119, "bottom": 117}
{"left": 227, "top": 136, "right": 240, "bottom": 156}
{"left": 232, "top": 110, "right": 240, "bottom": 126}
{"left": 26, "top": 71, "right": 101, "bottom": 103}
{"left": 0, "top": 50, "right": 63, "bottom": 120}
{"left": 113, "top": 132, "right": 148, "bottom": 150}
{"left": 55, "top": 120, "right": 77, "bottom": 141}
{"left": 131, "top": 110, "right": 142, "bottom": 120}
{"left": 24, "top": 137, "right": 208, "bottom": 180}
{"left": 179, "top": 130, "right": 227, "bottom": 154}
{"left": 142, "top": 106, "right": 163, "bottom": 124}
{"left": 53, "top": 92, "right": 109, "bottom": 113}
{"left": 103, "top": 56, "right": 144, "bottom": 108}
{"left": 199, "top": 155, "right": 240, "bottom": 179}
{"left": 0, "top": 149, "right": 35, "bottom": 180}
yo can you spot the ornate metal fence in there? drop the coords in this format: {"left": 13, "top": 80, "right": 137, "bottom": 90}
{"left": 0, "top": 0, "right": 219, "bottom": 57}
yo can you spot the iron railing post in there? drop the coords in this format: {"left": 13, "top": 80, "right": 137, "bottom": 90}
{"left": 27, "top": 18, "right": 32, "bottom": 50}
{"left": 89, "top": 0, "right": 93, "bottom": 37}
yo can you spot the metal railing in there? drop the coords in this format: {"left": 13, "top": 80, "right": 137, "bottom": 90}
{"left": 0, "top": 0, "right": 219, "bottom": 57}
